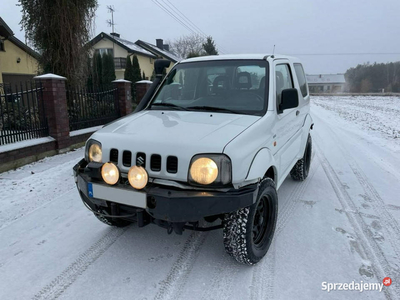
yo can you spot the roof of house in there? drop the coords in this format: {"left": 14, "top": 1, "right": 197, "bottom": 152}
{"left": 0, "top": 17, "right": 40, "bottom": 60}
{"left": 135, "top": 40, "right": 181, "bottom": 63}
{"left": 306, "top": 74, "right": 346, "bottom": 84}
{"left": 89, "top": 32, "right": 156, "bottom": 58}
{"left": 0, "top": 17, "right": 13, "bottom": 38}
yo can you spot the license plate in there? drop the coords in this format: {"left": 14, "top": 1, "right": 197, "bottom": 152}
{"left": 87, "top": 182, "right": 147, "bottom": 208}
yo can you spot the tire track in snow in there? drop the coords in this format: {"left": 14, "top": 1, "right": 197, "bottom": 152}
{"left": 32, "top": 227, "right": 128, "bottom": 300}
{"left": 153, "top": 231, "right": 208, "bottom": 300}
{"left": 316, "top": 146, "right": 398, "bottom": 300}
{"left": 251, "top": 152, "right": 319, "bottom": 300}
{"left": 313, "top": 114, "right": 400, "bottom": 295}
{"left": 199, "top": 249, "right": 241, "bottom": 300}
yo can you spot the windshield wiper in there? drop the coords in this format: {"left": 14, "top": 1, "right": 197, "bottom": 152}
{"left": 186, "top": 106, "right": 240, "bottom": 114}
{"left": 150, "top": 103, "right": 188, "bottom": 111}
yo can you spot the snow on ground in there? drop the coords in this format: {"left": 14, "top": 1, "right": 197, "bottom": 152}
{"left": 0, "top": 96, "right": 399, "bottom": 300}
{"left": 313, "top": 96, "right": 400, "bottom": 153}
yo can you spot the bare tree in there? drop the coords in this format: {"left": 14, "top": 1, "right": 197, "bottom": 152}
{"left": 169, "top": 34, "right": 205, "bottom": 59}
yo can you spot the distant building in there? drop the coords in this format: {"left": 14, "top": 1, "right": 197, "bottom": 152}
{"left": 0, "top": 17, "right": 39, "bottom": 85}
{"left": 88, "top": 33, "right": 180, "bottom": 80}
{"left": 306, "top": 74, "right": 346, "bottom": 93}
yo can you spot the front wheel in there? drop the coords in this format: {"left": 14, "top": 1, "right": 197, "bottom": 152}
{"left": 223, "top": 178, "right": 278, "bottom": 265}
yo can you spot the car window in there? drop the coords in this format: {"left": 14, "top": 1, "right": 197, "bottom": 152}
{"left": 150, "top": 60, "right": 269, "bottom": 116}
{"left": 294, "top": 63, "right": 308, "bottom": 97}
{"left": 275, "top": 64, "right": 293, "bottom": 109}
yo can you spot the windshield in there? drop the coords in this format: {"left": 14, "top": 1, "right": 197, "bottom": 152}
{"left": 149, "top": 60, "right": 269, "bottom": 116}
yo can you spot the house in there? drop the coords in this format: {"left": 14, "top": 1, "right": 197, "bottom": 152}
{"left": 306, "top": 74, "right": 346, "bottom": 93}
{"left": 0, "top": 17, "right": 39, "bottom": 86}
{"left": 89, "top": 32, "right": 157, "bottom": 80}
{"left": 88, "top": 33, "right": 181, "bottom": 80}
{"left": 135, "top": 39, "right": 180, "bottom": 72}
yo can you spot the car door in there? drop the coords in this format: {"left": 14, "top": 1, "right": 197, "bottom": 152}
{"left": 272, "top": 61, "right": 301, "bottom": 175}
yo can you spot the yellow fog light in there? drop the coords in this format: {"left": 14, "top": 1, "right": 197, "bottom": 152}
{"left": 190, "top": 157, "right": 218, "bottom": 185}
{"left": 101, "top": 162, "right": 119, "bottom": 185}
{"left": 128, "top": 166, "right": 148, "bottom": 190}
{"left": 89, "top": 144, "right": 102, "bottom": 162}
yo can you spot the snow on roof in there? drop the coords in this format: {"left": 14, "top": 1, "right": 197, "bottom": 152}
{"left": 137, "top": 41, "right": 181, "bottom": 62}
{"left": 306, "top": 74, "right": 346, "bottom": 84}
{"left": 103, "top": 33, "right": 156, "bottom": 58}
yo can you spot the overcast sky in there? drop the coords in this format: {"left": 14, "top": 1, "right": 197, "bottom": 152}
{"left": 3, "top": 0, "right": 400, "bottom": 74}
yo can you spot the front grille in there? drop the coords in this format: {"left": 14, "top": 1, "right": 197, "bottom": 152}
{"left": 150, "top": 154, "right": 162, "bottom": 171}
{"left": 167, "top": 156, "right": 178, "bottom": 173}
{"left": 123, "top": 151, "right": 132, "bottom": 167}
{"left": 110, "top": 149, "right": 118, "bottom": 163}
{"left": 110, "top": 149, "right": 177, "bottom": 173}
{"left": 136, "top": 152, "right": 146, "bottom": 168}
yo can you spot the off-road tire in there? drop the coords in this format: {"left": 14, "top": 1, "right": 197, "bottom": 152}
{"left": 290, "top": 133, "right": 312, "bottom": 181}
{"left": 223, "top": 178, "right": 278, "bottom": 265}
{"left": 94, "top": 213, "right": 132, "bottom": 227}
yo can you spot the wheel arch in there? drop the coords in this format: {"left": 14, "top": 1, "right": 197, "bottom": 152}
{"left": 246, "top": 148, "right": 278, "bottom": 184}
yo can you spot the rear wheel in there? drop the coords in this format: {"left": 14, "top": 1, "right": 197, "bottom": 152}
{"left": 94, "top": 213, "right": 132, "bottom": 227}
{"left": 223, "top": 178, "right": 278, "bottom": 265}
{"left": 290, "top": 133, "right": 312, "bottom": 181}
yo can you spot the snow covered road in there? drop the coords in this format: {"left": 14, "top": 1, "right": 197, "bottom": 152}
{"left": 1, "top": 96, "right": 399, "bottom": 300}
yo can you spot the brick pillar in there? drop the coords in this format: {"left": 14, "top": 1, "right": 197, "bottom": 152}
{"left": 135, "top": 80, "right": 153, "bottom": 104}
{"left": 34, "top": 73, "right": 70, "bottom": 150}
{"left": 113, "top": 79, "right": 132, "bottom": 117}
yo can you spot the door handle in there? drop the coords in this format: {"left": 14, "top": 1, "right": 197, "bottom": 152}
{"left": 296, "top": 110, "right": 300, "bottom": 116}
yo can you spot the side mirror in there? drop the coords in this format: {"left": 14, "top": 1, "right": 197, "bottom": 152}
{"left": 154, "top": 59, "right": 171, "bottom": 78}
{"left": 279, "top": 88, "right": 299, "bottom": 113}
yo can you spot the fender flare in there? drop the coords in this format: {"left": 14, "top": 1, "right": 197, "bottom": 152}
{"left": 245, "top": 147, "right": 277, "bottom": 182}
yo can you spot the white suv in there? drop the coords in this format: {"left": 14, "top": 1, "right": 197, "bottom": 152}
{"left": 73, "top": 54, "right": 313, "bottom": 265}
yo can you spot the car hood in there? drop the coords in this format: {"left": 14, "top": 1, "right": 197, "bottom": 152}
{"left": 94, "top": 110, "right": 259, "bottom": 152}
{"left": 90, "top": 110, "right": 260, "bottom": 179}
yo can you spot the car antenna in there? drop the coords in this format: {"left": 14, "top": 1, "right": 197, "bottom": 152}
{"left": 271, "top": 45, "right": 275, "bottom": 58}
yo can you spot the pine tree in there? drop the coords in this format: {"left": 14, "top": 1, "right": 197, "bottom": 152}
{"left": 102, "top": 53, "right": 116, "bottom": 86}
{"left": 92, "top": 52, "right": 103, "bottom": 87}
{"left": 202, "top": 36, "right": 218, "bottom": 55}
{"left": 124, "top": 55, "right": 134, "bottom": 81}
{"left": 131, "top": 55, "right": 142, "bottom": 83}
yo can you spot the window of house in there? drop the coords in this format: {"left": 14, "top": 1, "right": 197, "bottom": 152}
{"left": 294, "top": 63, "right": 309, "bottom": 97}
{"left": 0, "top": 39, "right": 5, "bottom": 51}
{"left": 150, "top": 57, "right": 153, "bottom": 64}
{"left": 95, "top": 48, "right": 113, "bottom": 57}
{"left": 275, "top": 64, "right": 293, "bottom": 108}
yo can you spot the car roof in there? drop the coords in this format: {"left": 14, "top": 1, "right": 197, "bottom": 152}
{"left": 180, "top": 54, "right": 301, "bottom": 63}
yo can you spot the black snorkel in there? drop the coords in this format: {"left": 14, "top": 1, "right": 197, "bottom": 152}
{"left": 134, "top": 59, "right": 171, "bottom": 112}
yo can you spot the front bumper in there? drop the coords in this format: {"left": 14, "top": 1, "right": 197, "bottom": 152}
{"left": 74, "top": 159, "right": 258, "bottom": 222}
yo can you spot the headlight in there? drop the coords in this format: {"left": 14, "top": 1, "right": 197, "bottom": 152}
{"left": 101, "top": 162, "right": 119, "bottom": 185}
{"left": 188, "top": 154, "right": 231, "bottom": 186}
{"left": 85, "top": 139, "right": 102, "bottom": 162}
{"left": 190, "top": 158, "right": 218, "bottom": 185}
{"left": 128, "top": 166, "right": 148, "bottom": 189}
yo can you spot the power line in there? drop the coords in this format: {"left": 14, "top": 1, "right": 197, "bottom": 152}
{"left": 151, "top": 0, "right": 198, "bottom": 36}
{"left": 151, "top": 0, "right": 226, "bottom": 54}
{"left": 161, "top": 0, "right": 207, "bottom": 37}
